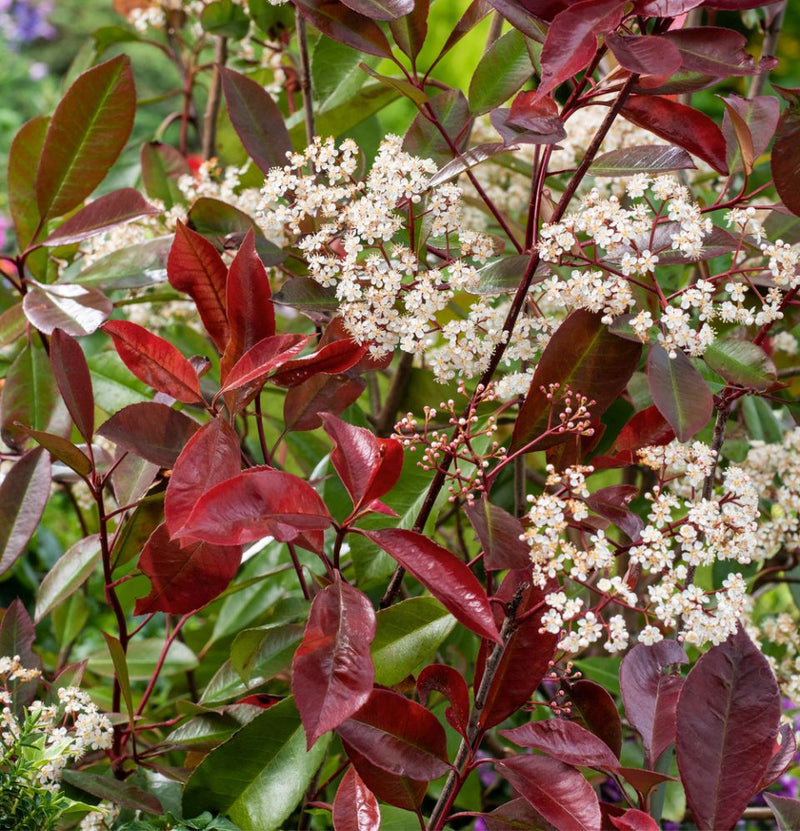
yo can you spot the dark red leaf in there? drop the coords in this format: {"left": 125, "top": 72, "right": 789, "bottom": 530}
{"left": 566, "top": 679, "right": 622, "bottom": 759}
{"left": 620, "top": 641, "right": 687, "bottom": 767}
{"left": 497, "top": 755, "right": 601, "bottom": 830}
{"left": 388, "top": 0, "right": 428, "bottom": 60}
{"left": 416, "top": 664, "right": 470, "bottom": 737}
{"left": 617, "top": 767, "right": 676, "bottom": 797}
{"left": 320, "top": 413, "right": 403, "bottom": 514}
{"left": 0, "top": 448, "right": 51, "bottom": 575}
{"left": 482, "top": 798, "right": 555, "bottom": 831}
{"left": 294, "top": 0, "right": 392, "bottom": 58}
{"left": 221, "top": 68, "right": 292, "bottom": 175}
{"left": 633, "top": 0, "right": 701, "bottom": 12}
{"left": 271, "top": 339, "right": 368, "bottom": 388}
{"left": 606, "top": 33, "right": 682, "bottom": 78}
{"left": 492, "top": 93, "right": 566, "bottom": 146}
{"left": 464, "top": 498, "right": 532, "bottom": 571}
{"left": 342, "top": 741, "right": 426, "bottom": 810}
{"left": 339, "top": 0, "right": 412, "bottom": 20}
{"left": 485, "top": 0, "right": 547, "bottom": 41}
{"left": 50, "top": 329, "right": 94, "bottom": 444}
{"left": 336, "top": 688, "right": 451, "bottom": 780}
{"left": 511, "top": 310, "right": 642, "bottom": 453}
{"left": 0, "top": 598, "right": 42, "bottom": 706}
{"left": 164, "top": 418, "right": 241, "bottom": 537}
{"left": 292, "top": 575, "right": 376, "bottom": 747}
{"left": 663, "top": 27, "right": 774, "bottom": 77}
{"left": 676, "top": 626, "right": 781, "bottom": 830}
{"left": 535, "top": 0, "right": 625, "bottom": 101}
{"left": 284, "top": 374, "right": 366, "bottom": 432}
{"left": 759, "top": 723, "right": 796, "bottom": 790}
{"left": 609, "top": 809, "right": 660, "bottom": 831}
{"left": 135, "top": 522, "right": 241, "bottom": 615}
{"left": 647, "top": 343, "right": 713, "bottom": 442}
{"left": 773, "top": 88, "right": 800, "bottom": 218}
{"left": 36, "top": 55, "right": 136, "bottom": 220}
{"left": 594, "top": 405, "right": 675, "bottom": 468}
{"left": 621, "top": 96, "right": 729, "bottom": 175}
{"left": 703, "top": 0, "right": 784, "bottom": 7}
{"left": 333, "top": 766, "right": 381, "bottom": 831}
{"left": 23, "top": 280, "right": 113, "bottom": 337}
{"left": 721, "top": 94, "right": 780, "bottom": 175}
{"left": 585, "top": 485, "right": 643, "bottom": 540}
{"left": 168, "top": 221, "right": 229, "bottom": 353}
{"left": 103, "top": 320, "right": 204, "bottom": 404}
{"left": 365, "top": 528, "right": 501, "bottom": 643}
{"left": 500, "top": 719, "right": 621, "bottom": 771}
{"left": 178, "top": 467, "right": 332, "bottom": 548}
{"left": 221, "top": 229, "right": 275, "bottom": 380}
{"left": 42, "top": 189, "right": 159, "bottom": 246}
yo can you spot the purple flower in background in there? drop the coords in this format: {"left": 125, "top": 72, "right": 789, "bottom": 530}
{"left": 475, "top": 750, "right": 499, "bottom": 789}
{"left": 599, "top": 776, "right": 624, "bottom": 803}
{"left": 0, "top": 0, "right": 55, "bottom": 47}
{"left": 472, "top": 819, "right": 489, "bottom": 831}
{"left": 662, "top": 822, "right": 681, "bottom": 831}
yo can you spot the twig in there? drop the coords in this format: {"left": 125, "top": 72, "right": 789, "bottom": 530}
{"left": 202, "top": 36, "right": 228, "bottom": 159}
{"left": 749, "top": 0, "right": 786, "bottom": 99}
{"left": 295, "top": 8, "right": 315, "bottom": 145}
{"left": 372, "top": 351, "right": 414, "bottom": 437}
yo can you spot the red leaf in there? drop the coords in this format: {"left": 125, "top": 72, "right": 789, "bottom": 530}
{"left": 336, "top": 688, "right": 451, "bottom": 780}
{"left": 464, "top": 498, "right": 532, "bottom": 571}
{"left": 620, "top": 641, "right": 687, "bottom": 767}
{"left": 0, "top": 448, "right": 51, "bottom": 575}
{"left": 511, "top": 310, "right": 642, "bottom": 453}
{"left": 97, "top": 402, "right": 200, "bottom": 469}
{"left": 42, "top": 188, "right": 159, "bottom": 247}
{"left": 221, "top": 229, "right": 275, "bottom": 381}
{"left": 271, "top": 339, "right": 368, "bottom": 388}
{"left": 339, "top": 0, "right": 412, "bottom": 20}
{"left": 292, "top": 575, "right": 376, "bottom": 747}
{"left": 621, "top": 95, "right": 729, "bottom": 175}
{"left": 164, "top": 418, "right": 241, "bottom": 537}
{"left": 134, "top": 523, "right": 242, "bottom": 615}
{"left": 0, "top": 598, "right": 42, "bottom": 706}
{"left": 567, "top": 679, "right": 622, "bottom": 759}
{"left": 500, "top": 719, "right": 621, "bottom": 771}
{"left": 365, "top": 528, "right": 502, "bottom": 643}
{"left": 416, "top": 664, "right": 470, "bottom": 737}
{"left": 294, "top": 0, "right": 392, "bottom": 58}
{"left": 633, "top": 0, "right": 701, "bottom": 12}
{"left": 618, "top": 767, "right": 676, "bottom": 797}
{"left": 676, "top": 626, "right": 781, "bottom": 830}
{"left": 535, "top": 0, "right": 625, "bottom": 101}
{"left": 178, "top": 467, "right": 332, "bottom": 548}
{"left": 332, "top": 767, "right": 381, "bottom": 831}
{"left": 585, "top": 485, "right": 643, "bottom": 541}
{"left": 220, "top": 68, "right": 292, "bottom": 176}
{"left": 103, "top": 320, "right": 204, "bottom": 404}
{"left": 50, "top": 329, "right": 94, "bottom": 444}
{"left": 320, "top": 413, "right": 403, "bottom": 514}
{"left": 721, "top": 94, "right": 780, "bottom": 174}
{"left": 168, "top": 221, "right": 229, "bottom": 353}
{"left": 284, "top": 374, "right": 366, "bottom": 432}
{"left": 595, "top": 405, "right": 675, "bottom": 468}
{"left": 759, "top": 723, "right": 797, "bottom": 790}
{"left": 647, "top": 343, "right": 713, "bottom": 442}
{"left": 662, "top": 27, "right": 776, "bottom": 77}
{"left": 342, "top": 741, "right": 426, "bottom": 810}
{"left": 482, "top": 798, "right": 553, "bottom": 831}
{"left": 610, "top": 809, "right": 660, "bottom": 831}
{"left": 606, "top": 33, "right": 682, "bottom": 79}
{"left": 773, "top": 88, "right": 800, "bottom": 218}
{"left": 764, "top": 794, "right": 800, "bottom": 830}
{"left": 497, "top": 755, "right": 601, "bottom": 830}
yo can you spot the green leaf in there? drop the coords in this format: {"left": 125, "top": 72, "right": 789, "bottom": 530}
{"left": 75, "top": 236, "right": 172, "bottom": 290}
{"left": 201, "top": 0, "right": 250, "bottom": 38}
{"left": 703, "top": 338, "right": 776, "bottom": 390}
{"left": 231, "top": 624, "right": 304, "bottom": 684}
{"left": 101, "top": 632, "right": 134, "bottom": 723}
{"left": 35, "top": 55, "right": 136, "bottom": 220}
{"left": 166, "top": 704, "right": 264, "bottom": 751}
{"left": 7, "top": 116, "right": 49, "bottom": 249}
{"left": 359, "top": 63, "right": 428, "bottom": 105}
{"left": 468, "top": 29, "right": 536, "bottom": 115}
{"left": 88, "top": 350, "right": 151, "bottom": 415}
{"left": 371, "top": 597, "right": 456, "bottom": 686}
{"left": 311, "top": 35, "right": 366, "bottom": 108}
{"left": 61, "top": 769, "right": 163, "bottom": 815}
{"left": 35, "top": 535, "right": 101, "bottom": 623}
{"left": 404, "top": 88, "right": 470, "bottom": 166}
{"left": 573, "top": 657, "right": 621, "bottom": 696}
{"left": 742, "top": 396, "right": 783, "bottom": 444}
{"left": 0, "top": 304, "right": 26, "bottom": 348}
{"left": 183, "top": 697, "right": 330, "bottom": 830}
{"left": 92, "top": 637, "right": 199, "bottom": 680}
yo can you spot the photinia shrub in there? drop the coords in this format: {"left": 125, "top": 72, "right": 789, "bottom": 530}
{"left": 1, "top": 0, "right": 799, "bottom": 828}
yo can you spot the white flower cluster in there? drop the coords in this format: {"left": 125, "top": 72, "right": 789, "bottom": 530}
{"left": 526, "top": 441, "right": 760, "bottom": 652}
{"left": 749, "top": 613, "right": 800, "bottom": 703}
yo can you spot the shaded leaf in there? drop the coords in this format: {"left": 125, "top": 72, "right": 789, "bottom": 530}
{"left": 585, "top": 485, "right": 642, "bottom": 540}
{"left": 333, "top": 766, "right": 381, "bottom": 831}
{"left": 284, "top": 374, "right": 366, "bottom": 432}
{"left": 294, "top": 0, "right": 392, "bottom": 58}
{"left": 416, "top": 664, "right": 470, "bottom": 737}
{"left": 271, "top": 277, "right": 339, "bottom": 322}
{"left": 773, "top": 88, "right": 800, "bottom": 218}
{"left": 61, "top": 770, "right": 162, "bottom": 815}
{"left": 500, "top": 719, "right": 620, "bottom": 771}
{"left": 765, "top": 794, "right": 800, "bottom": 831}
{"left": 342, "top": 740, "right": 426, "bottom": 810}
{"left": 661, "top": 27, "right": 772, "bottom": 77}
{"left": 760, "top": 723, "right": 797, "bottom": 790}
{"left": 609, "top": 809, "right": 660, "bottom": 831}
{"left": 340, "top": 0, "right": 412, "bottom": 20}
{"left": 8, "top": 116, "right": 48, "bottom": 248}
{"left": 590, "top": 145, "right": 695, "bottom": 177}
{"left": 404, "top": 88, "right": 471, "bottom": 166}
{"left": 566, "top": 679, "right": 622, "bottom": 758}
{"left": 140, "top": 141, "right": 190, "bottom": 209}
{"left": 50, "top": 329, "right": 94, "bottom": 444}
{"left": 464, "top": 497, "right": 532, "bottom": 571}
{"left": 606, "top": 33, "right": 682, "bottom": 78}
{"left": 35, "top": 535, "right": 101, "bottom": 623}
{"left": 21, "top": 428, "right": 91, "bottom": 477}
{"left": 75, "top": 235, "right": 171, "bottom": 291}
{"left": 23, "top": 280, "right": 113, "bottom": 337}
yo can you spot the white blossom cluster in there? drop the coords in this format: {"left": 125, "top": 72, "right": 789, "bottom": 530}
{"left": 259, "top": 135, "right": 544, "bottom": 381}
{"left": 526, "top": 441, "right": 760, "bottom": 652}
{"left": 748, "top": 613, "right": 800, "bottom": 703}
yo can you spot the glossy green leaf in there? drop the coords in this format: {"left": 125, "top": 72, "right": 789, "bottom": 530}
{"left": 140, "top": 142, "right": 190, "bottom": 210}
{"left": 703, "top": 338, "right": 776, "bottom": 390}
{"left": 474, "top": 255, "right": 548, "bottom": 295}
{"left": 469, "top": 29, "right": 536, "bottom": 115}
{"left": 183, "top": 697, "right": 330, "bottom": 830}
{"left": 742, "top": 396, "right": 783, "bottom": 444}
{"left": 35, "top": 535, "right": 101, "bottom": 623}
{"left": 201, "top": 0, "right": 250, "bottom": 37}
{"left": 35, "top": 55, "right": 136, "bottom": 220}
{"left": 371, "top": 597, "right": 456, "bottom": 686}
{"left": 87, "top": 350, "right": 151, "bottom": 415}
{"left": 231, "top": 624, "right": 304, "bottom": 684}
{"left": 75, "top": 236, "right": 171, "bottom": 290}
{"left": 101, "top": 632, "right": 134, "bottom": 723}
{"left": 61, "top": 769, "right": 162, "bottom": 815}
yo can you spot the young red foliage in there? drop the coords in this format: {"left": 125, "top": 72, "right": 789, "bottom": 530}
{"left": 416, "top": 664, "right": 470, "bottom": 738}
{"left": 332, "top": 766, "right": 381, "bottom": 831}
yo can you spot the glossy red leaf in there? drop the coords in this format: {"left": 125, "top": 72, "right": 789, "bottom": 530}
{"left": 606, "top": 33, "right": 682, "bottom": 79}
{"left": 97, "top": 402, "right": 199, "bottom": 469}
{"left": 292, "top": 575, "right": 376, "bottom": 747}
{"left": 610, "top": 809, "right": 660, "bottom": 831}
{"left": 497, "top": 755, "right": 601, "bottom": 830}
{"left": 620, "top": 641, "right": 687, "bottom": 767}
{"left": 36, "top": 55, "right": 136, "bottom": 220}
{"left": 773, "top": 88, "right": 800, "bottom": 218}
{"left": 332, "top": 766, "right": 381, "bottom": 831}
{"left": 647, "top": 343, "right": 712, "bottom": 442}
{"left": 676, "top": 626, "right": 780, "bottom": 830}
{"left": 221, "top": 67, "right": 292, "bottom": 176}
{"left": 271, "top": 339, "right": 368, "bottom": 388}
{"left": 284, "top": 374, "right": 366, "bottom": 432}
{"left": 492, "top": 93, "right": 566, "bottom": 146}
{"left": 511, "top": 310, "right": 642, "bottom": 453}
{"left": 388, "top": 0, "right": 428, "bottom": 60}
{"left": 23, "top": 280, "right": 113, "bottom": 337}
{"left": 594, "top": 405, "right": 675, "bottom": 468}
{"left": 621, "top": 95, "right": 729, "bottom": 175}
{"left": 501, "top": 719, "right": 621, "bottom": 771}
{"left": 342, "top": 741, "right": 426, "bottom": 810}
{"left": 135, "top": 522, "right": 242, "bottom": 615}
{"left": 294, "top": 0, "right": 392, "bottom": 58}
{"left": 567, "top": 679, "right": 622, "bottom": 758}
{"left": 0, "top": 448, "right": 51, "bottom": 575}
{"left": 103, "top": 319, "right": 203, "bottom": 404}
{"left": 535, "top": 0, "right": 624, "bottom": 101}
{"left": 168, "top": 221, "right": 229, "bottom": 353}
{"left": 760, "top": 723, "right": 796, "bottom": 790}
{"left": 164, "top": 418, "right": 241, "bottom": 537}
{"left": 662, "top": 27, "right": 775, "bottom": 77}
{"left": 585, "top": 485, "right": 643, "bottom": 540}
{"left": 320, "top": 413, "right": 403, "bottom": 514}
{"left": 50, "top": 329, "right": 94, "bottom": 444}
{"left": 464, "top": 498, "right": 531, "bottom": 571}
{"left": 220, "top": 334, "right": 311, "bottom": 400}
{"left": 221, "top": 229, "right": 275, "bottom": 380}
{"left": 365, "top": 528, "right": 501, "bottom": 643}
{"left": 178, "top": 467, "right": 332, "bottom": 547}
{"left": 416, "top": 664, "right": 470, "bottom": 737}
{"left": 42, "top": 189, "right": 159, "bottom": 246}
{"left": 336, "top": 688, "right": 450, "bottom": 780}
